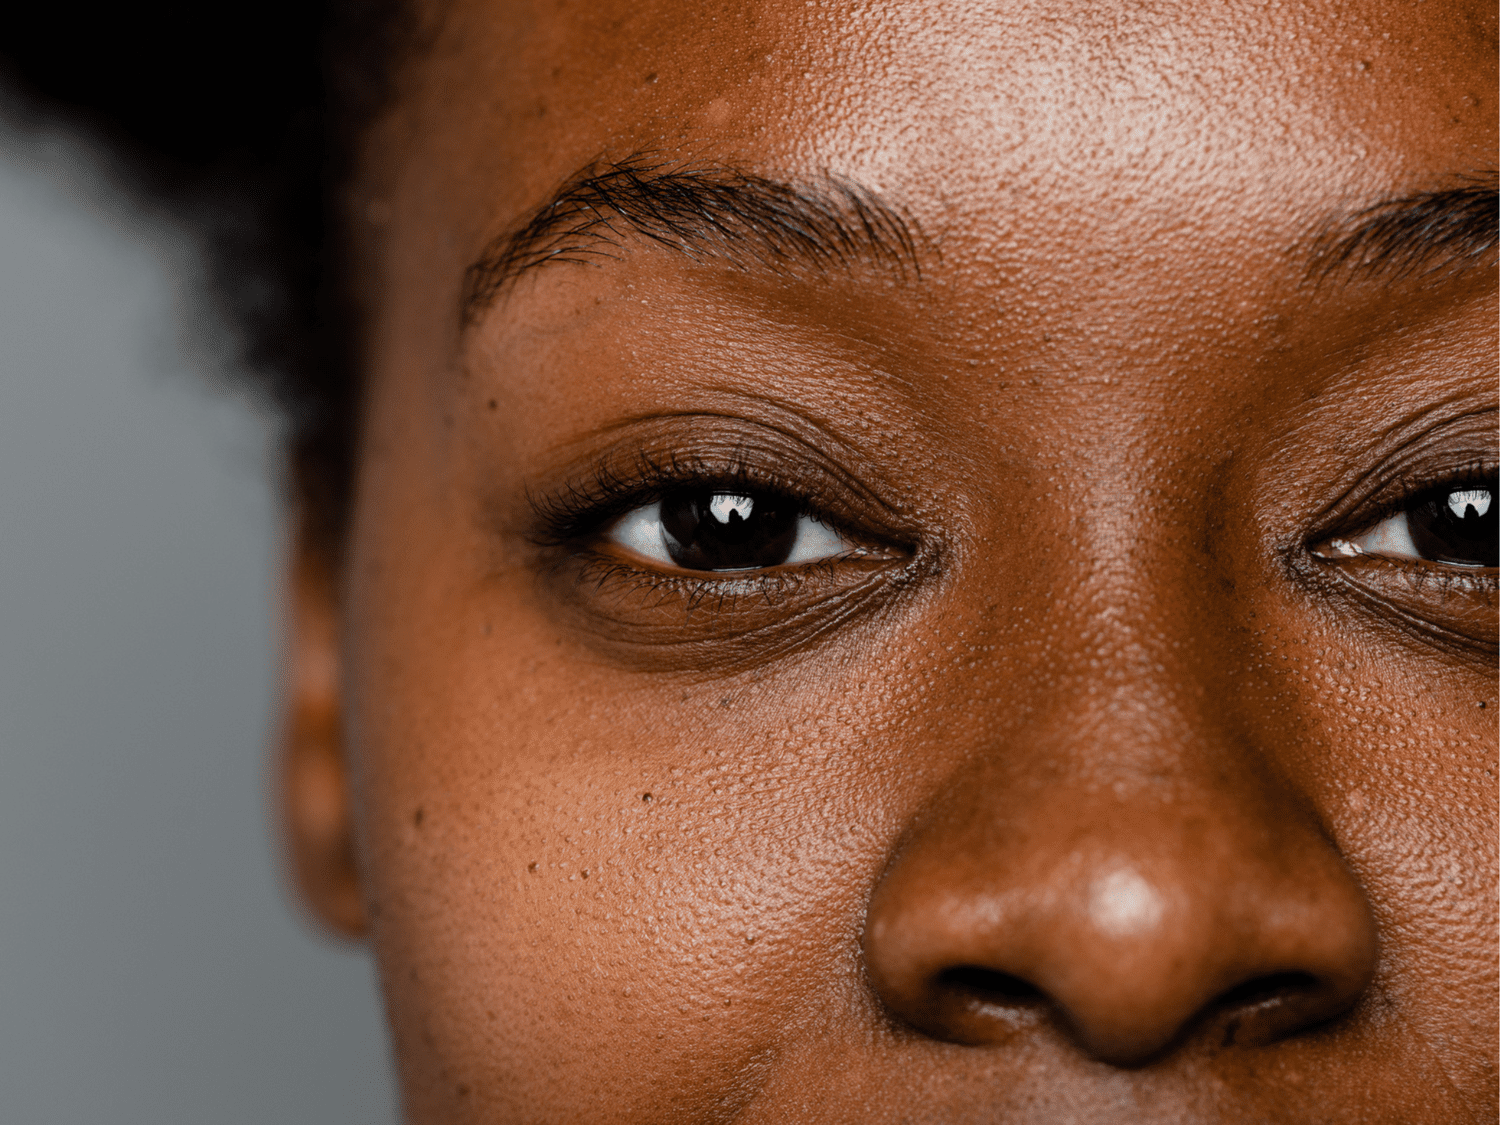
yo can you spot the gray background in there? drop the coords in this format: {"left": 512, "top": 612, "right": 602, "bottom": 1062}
{"left": 0, "top": 126, "right": 398, "bottom": 1122}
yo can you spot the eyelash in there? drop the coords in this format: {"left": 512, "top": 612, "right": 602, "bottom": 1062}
{"left": 568, "top": 550, "right": 850, "bottom": 617}
{"left": 1336, "top": 459, "right": 1496, "bottom": 537}
{"left": 528, "top": 448, "right": 845, "bottom": 552}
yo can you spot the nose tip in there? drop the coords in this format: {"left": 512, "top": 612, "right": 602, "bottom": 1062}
{"left": 862, "top": 848, "right": 1377, "bottom": 1066}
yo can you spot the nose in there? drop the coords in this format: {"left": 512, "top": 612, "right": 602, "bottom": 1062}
{"left": 861, "top": 772, "right": 1377, "bottom": 1066}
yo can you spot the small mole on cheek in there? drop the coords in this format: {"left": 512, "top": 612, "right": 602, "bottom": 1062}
{"left": 1478, "top": 701, "right": 1487, "bottom": 709}
{"left": 487, "top": 399, "right": 496, "bottom": 410}
{"left": 527, "top": 862, "right": 538, "bottom": 873}
{"left": 457, "top": 1084, "right": 469, "bottom": 1098}
{"left": 413, "top": 807, "right": 424, "bottom": 828}
{"left": 642, "top": 792, "right": 653, "bottom": 803}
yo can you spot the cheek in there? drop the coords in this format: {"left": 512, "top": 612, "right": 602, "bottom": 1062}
{"left": 347, "top": 586, "right": 905, "bottom": 1117}
{"left": 1263, "top": 629, "right": 1497, "bottom": 1033}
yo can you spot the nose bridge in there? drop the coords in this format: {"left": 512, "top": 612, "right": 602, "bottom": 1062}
{"left": 974, "top": 519, "right": 1255, "bottom": 764}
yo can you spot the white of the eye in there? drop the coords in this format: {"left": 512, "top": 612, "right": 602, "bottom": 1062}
{"left": 1344, "top": 511, "right": 1419, "bottom": 559}
{"left": 1449, "top": 488, "right": 1491, "bottom": 519}
{"left": 606, "top": 501, "right": 855, "bottom": 569}
{"left": 610, "top": 500, "right": 673, "bottom": 563}
{"left": 782, "top": 513, "right": 853, "bottom": 564}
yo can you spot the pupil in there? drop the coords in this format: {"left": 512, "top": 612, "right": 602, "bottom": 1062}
{"left": 1409, "top": 483, "right": 1498, "bottom": 567}
{"left": 659, "top": 489, "right": 799, "bottom": 571}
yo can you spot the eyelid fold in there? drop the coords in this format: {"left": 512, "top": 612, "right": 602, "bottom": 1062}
{"left": 524, "top": 418, "right": 919, "bottom": 556}
{"left": 1302, "top": 409, "right": 1497, "bottom": 549}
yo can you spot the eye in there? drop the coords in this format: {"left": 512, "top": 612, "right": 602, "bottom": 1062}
{"left": 607, "top": 487, "right": 859, "bottom": 572}
{"left": 1318, "top": 478, "right": 1498, "bottom": 568}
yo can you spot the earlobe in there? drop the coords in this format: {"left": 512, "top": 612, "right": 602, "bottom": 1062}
{"left": 278, "top": 523, "right": 367, "bottom": 938}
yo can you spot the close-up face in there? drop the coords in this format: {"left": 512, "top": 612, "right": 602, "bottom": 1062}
{"left": 280, "top": 0, "right": 1498, "bottom": 1120}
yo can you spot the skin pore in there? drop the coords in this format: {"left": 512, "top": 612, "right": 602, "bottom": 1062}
{"left": 281, "top": 0, "right": 1497, "bottom": 1121}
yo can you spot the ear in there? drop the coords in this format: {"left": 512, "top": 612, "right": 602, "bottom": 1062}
{"left": 278, "top": 519, "right": 367, "bottom": 938}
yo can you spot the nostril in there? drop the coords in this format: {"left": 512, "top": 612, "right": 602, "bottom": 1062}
{"left": 936, "top": 965, "right": 1046, "bottom": 1009}
{"left": 1206, "top": 971, "right": 1336, "bottom": 1049}
{"left": 1212, "top": 970, "right": 1320, "bottom": 1012}
{"left": 889, "top": 965, "right": 1051, "bottom": 1046}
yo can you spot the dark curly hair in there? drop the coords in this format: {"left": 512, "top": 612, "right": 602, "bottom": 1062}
{"left": 0, "top": 2, "right": 411, "bottom": 552}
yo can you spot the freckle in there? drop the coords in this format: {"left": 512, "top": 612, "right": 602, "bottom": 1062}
{"left": 644, "top": 71, "right": 658, "bottom": 83}
{"left": 487, "top": 399, "right": 497, "bottom": 410}
{"left": 528, "top": 862, "right": 538, "bottom": 873}
{"left": 457, "top": 1084, "right": 470, "bottom": 1097}
{"left": 581, "top": 869, "right": 590, "bottom": 879}
{"left": 413, "top": 807, "right": 424, "bottom": 828}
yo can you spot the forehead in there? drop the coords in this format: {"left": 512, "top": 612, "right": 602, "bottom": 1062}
{"left": 381, "top": 0, "right": 1494, "bottom": 276}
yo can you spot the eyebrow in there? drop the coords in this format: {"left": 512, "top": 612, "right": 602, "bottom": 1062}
{"left": 460, "top": 158, "right": 922, "bottom": 323}
{"left": 1306, "top": 175, "right": 1498, "bottom": 286}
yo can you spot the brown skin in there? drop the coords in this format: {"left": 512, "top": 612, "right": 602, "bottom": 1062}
{"left": 280, "top": 0, "right": 1497, "bottom": 1120}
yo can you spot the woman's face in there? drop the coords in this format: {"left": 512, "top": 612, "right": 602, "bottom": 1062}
{"left": 281, "top": 0, "right": 1497, "bottom": 1120}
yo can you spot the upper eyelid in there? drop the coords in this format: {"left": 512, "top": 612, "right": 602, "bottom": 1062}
{"left": 1304, "top": 411, "right": 1498, "bottom": 540}
{"left": 526, "top": 427, "right": 915, "bottom": 547}
{"left": 1352, "top": 462, "right": 1495, "bottom": 529}
{"left": 529, "top": 453, "right": 882, "bottom": 550}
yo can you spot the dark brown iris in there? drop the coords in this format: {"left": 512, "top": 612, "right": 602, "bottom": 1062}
{"left": 659, "top": 489, "right": 798, "bottom": 571}
{"left": 1408, "top": 482, "right": 1497, "bottom": 567}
